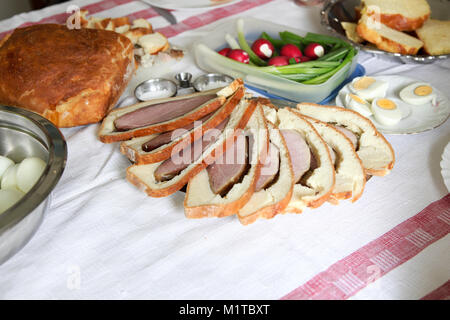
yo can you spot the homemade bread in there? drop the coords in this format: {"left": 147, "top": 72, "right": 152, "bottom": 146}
{"left": 416, "top": 19, "right": 450, "bottom": 55}
{"left": 0, "top": 24, "right": 135, "bottom": 127}
{"left": 357, "top": 14, "right": 424, "bottom": 55}
{"left": 341, "top": 22, "right": 365, "bottom": 44}
{"left": 296, "top": 103, "right": 395, "bottom": 176}
{"left": 360, "top": 0, "right": 430, "bottom": 31}
{"left": 184, "top": 106, "right": 269, "bottom": 218}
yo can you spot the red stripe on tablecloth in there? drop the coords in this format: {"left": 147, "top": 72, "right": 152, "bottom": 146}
{"left": 155, "top": 0, "right": 274, "bottom": 38}
{"left": 421, "top": 281, "right": 450, "bottom": 300}
{"left": 282, "top": 194, "right": 450, "bottom": 300}
{"left": 0, "top": 0, "right": 134, "bottom": 39}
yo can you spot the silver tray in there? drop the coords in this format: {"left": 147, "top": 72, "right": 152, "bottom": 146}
{"left": 320, "top": 0, "right": 450, "bottom": 63}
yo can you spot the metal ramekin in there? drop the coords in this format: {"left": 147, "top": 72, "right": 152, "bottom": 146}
{"left": 192, "top": 73, "right": 234, "bottom": 92}
{"left": 0, "top": 106, "right": 67, "bottom": 265}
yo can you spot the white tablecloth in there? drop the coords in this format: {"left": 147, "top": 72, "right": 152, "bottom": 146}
{"left": 0, "top": 0, "right": 449, "bottom": 300}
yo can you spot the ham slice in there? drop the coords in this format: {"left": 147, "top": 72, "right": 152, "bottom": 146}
{"left": 207, "top": 135, "right": 249, "bottom": 195}
{"left": 154, "top": 116, "right": 229, "bottom": 182}
{"left": 114, "top": 94, "right": 217, "bottom": 131}
{"left": 332, "top": 125, "right": 358, "bottom": 149}
{"left": 280, "top": 129, "right": 310, "bottom": 183}
{"left": 141, "top": 113, "right": 214, "bottom": 152}
{"left": 254, "top": 143, "right": 279, "bottom": 191}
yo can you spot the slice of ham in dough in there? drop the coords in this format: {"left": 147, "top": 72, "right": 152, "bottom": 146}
{"left": 332, "top": 125, "right": 358, "bottom": 148}
{"left": 254, "top": 143, "right": 279, "bottom": 192}
{"left": 280, "top": 129, "right": 310, "bottom": 183}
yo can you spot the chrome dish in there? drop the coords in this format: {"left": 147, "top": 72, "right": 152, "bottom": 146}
{"left": 320, "top": 0, "right": 450, "bottom": 64}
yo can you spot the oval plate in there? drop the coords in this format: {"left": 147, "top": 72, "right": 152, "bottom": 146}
{"left": 320, "top": 0, "right": 450, "bottom": 64}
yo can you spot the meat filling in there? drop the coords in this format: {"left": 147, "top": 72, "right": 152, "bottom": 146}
{"left": 254, "top": 143, "right": 280, "bottom": 192}
{"left": 280, "top": 129, "right": 311, "bottom": 184}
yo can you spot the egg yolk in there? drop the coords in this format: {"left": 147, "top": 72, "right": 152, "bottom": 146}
{"left": 414, "top": 85, "right": 432, "bottom": 96}
{"left": 349, "top": 94, "right": 366, "bottom": 104}
{"left": 376, "top": 99, "right": 396, "bottom": 110}
{"left": 354, "top": 77, "right": 376, "bottom": 90}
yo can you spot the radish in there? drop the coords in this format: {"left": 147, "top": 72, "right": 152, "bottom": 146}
{"left": 218, "top": 47, "right": 231, "bottom": 56}
{"left": 251, "top": 38, "right": 274, "bottom": 60}
{"left": 280, "top": 44, "right": 302, "bottom": 59}
{"left": 304, "top": 43, "right": 325, "bottom": 59}
{"left": 267, "top": 56, "right": 289, "bottom": 66}
{"left": 227, "top": 49, "right": 250, "bottom": 64}
{"left": 299, "top": 56, "right": 312, "bottom": 62}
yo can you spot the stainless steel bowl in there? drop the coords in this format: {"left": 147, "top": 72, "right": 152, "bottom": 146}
{"left": 320, "top": 0, "right": 450, "bottom": 64}
{"left": 134, "top": 78, "right": 177, "bottom": 101}
{"left": 0, "top": 106, "right": 66, "bottom": 265}
{"left": 192, "top": 73, "right": 234, "bottom": 92}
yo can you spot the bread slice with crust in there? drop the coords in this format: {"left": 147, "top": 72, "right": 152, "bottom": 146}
{"left": 184, "top": 106, "right": 269, "bottom": 219}
{"left": 99, "top": 79, "right": 243, "bottom": 143}
{"left": 356, "top": 14, "right": 424, "bottom": 55}
{"left": 120, "top": 86, "right": 245, "bottom": 164}
{"left": 237, "top": 120, "right": 294, "bottom": 225}
{"left": 126, "top": 97, "right": 256, "bottom": 198}
{"left": 416, "top": 19, "right": 450, "bottom": 55}
{"left": 296, "top": 103, "right": 395, "bottom": 176}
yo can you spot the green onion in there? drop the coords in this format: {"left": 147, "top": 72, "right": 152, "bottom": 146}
{"left": 317, "top": 47, "right": 349, "bottom": 62}
{"left": 237, "top": 19, "right": 267, "bottom": 66}
{"left": 260, "top": 32, "right": 284, "bottom": 48}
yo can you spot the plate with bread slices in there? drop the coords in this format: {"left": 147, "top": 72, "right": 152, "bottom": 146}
{"left": 335, "top": 75, "right": 450, "bottom": 134}
{"left": 98, "top": 78, "right": 397, "bottom": 225}
{"left": 321, "top": 0, "right": 450, "bottom": 63}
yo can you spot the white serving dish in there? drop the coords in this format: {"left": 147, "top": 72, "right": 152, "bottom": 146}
{"left": 193, "top": 17, "right": 358, "bottom": 103}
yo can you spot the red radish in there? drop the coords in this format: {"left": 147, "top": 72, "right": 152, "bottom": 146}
{"left": 299, "top": 56, "right": 312, "bottom": 62}
{"left": 304, "top": 43, "right": 325, "bottom": 59}
{"left": 227, "top": 49, "right": 250, "bottom": 64}
{"left": 218, "top": 47, "right": 231, "bottom": 56}
{"left": 268, "top": 56, "right": 289, "bottom": 66}
{"left": 251, "top": 38, "right": 275, "bottom": 59}
{"left": 280, "top": 44, "right": 302, "bottom": 58}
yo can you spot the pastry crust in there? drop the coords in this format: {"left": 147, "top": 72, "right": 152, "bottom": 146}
{"left": 0, "top": 24, "right": 135, "bottom": 127}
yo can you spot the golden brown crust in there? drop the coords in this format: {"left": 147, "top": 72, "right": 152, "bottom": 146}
{"left": 0, "top": 24, "right": 134, "bottom": 127}
{"left": 120, "top": 87, "right": 245, "bottom": 164}
{"left": 378, "top": 13, "right": 429, "bottom": 31}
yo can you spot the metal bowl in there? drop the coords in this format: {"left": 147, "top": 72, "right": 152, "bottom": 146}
{"left": 0, "top": 106, "right": 67, "bottom": 265}
{"left": 320, "top": 0, "right": 450, "bottom": 64}
{"left": 192, "top": 73, "right": 234, "bottom": 92}
{"left": 134, "top": 78, "right": 177, "bottom": 102}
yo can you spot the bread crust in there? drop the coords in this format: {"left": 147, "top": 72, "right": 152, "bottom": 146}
{"left": 120, "top": 87, "right": 245, "bottom": 164}
{"left": 378, "top": 13, "right": 429, "bottom": 31}
{"left": 0, "top": 24, "right": 135, "bottom": 127}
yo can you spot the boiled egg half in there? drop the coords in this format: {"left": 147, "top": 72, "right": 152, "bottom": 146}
{"left": 399, "top": 82, "right": 437, "bottom": 106}
{"left": 349, "top": 76, "right": 389, "bottom": 102}
{"left": 371, "top": 98, "right": 402, "bottom": 126}
{"left": 345, "top": 93, "right": 372, "bottom": 117}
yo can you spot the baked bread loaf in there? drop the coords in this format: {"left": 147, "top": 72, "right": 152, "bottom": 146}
{"left": 416, "top": 19, "right": 450, "bottom": 55}
{"left": 296, "top": 103, "right": 395, "bottom": 176}
{"left": 0, "top": 24, "right": 135, "bottom": 127}
{"left": 357, "top": 14, "right": 424, "bottom": 55}
{"left": 360, "top": 0, "right": 430, "bottom": 31}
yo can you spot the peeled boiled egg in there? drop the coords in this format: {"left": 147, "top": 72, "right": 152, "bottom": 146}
{"left": 0, "top": 156, "right": 14, "bottom": 180}
{"left": 399, "top": 82, "right": 437, "bottom": 106}
{"left": 0, "top": 189, "right": 25, "bottom": 214}
{"left": 344, "top": 93, "right": 372, "bottom": 117}
{"left": 349, "top": 76, "right": 389, "bottom": 102}
{"left": 1, "top": 164, "right": 20, "bottom": 190}
{"left": 371, "top": 98, "right": 402, "bottom": 126}
{"left": 16, "top": 157, "right": 46, "bottom": 193}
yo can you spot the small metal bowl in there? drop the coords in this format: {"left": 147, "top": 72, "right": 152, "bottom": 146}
{"left": 0, "top": 106, "right": 67, "bottom": 265}
{"left": 193, "top": 73, "right": 234, "bottom": 92}
{"left": 134, "top": 78, "right": 177, "bottom": 102}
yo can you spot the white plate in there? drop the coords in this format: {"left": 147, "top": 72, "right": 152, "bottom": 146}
{"left": 441, "top": 142, "right": 450, "bottom": 192}
{"left": 141, "top": 0, "right": 240, "bottom": 10}
{"left": 335, "top": 75, "right": 450, "bottom": 135}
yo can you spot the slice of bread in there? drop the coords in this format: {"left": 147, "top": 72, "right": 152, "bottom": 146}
{"left": 237, "top": 120, "right": 294, "bottom": 225}
{"left": 184, "top": 106, "right": 268, "bottom": 218}
{"left": 138, "top": 32, "right": 168, "bottom": 55}
{"left": 361, "top": 0, "right": 430, "bottom": 31}
{"left": 357, "top": 14, "right": 424, "bottom": 55}
{"left": 416, "top": 19, "right": 450, "bottom": 55}
{"left": 296, "top": 103, "right": 395, "bottom": 177}
{"left": 341, "top": 22, "right": 365, "bottom": 44}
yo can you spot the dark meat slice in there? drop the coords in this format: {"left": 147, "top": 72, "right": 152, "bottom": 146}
{"left": 254, "top": 143, "right": 280, "bottom": 192}
{"left": 280, "top": 129, "right": 311, "bottom": 183}
{"left": 114, "top": 94, "right": 218, "bottom": 131}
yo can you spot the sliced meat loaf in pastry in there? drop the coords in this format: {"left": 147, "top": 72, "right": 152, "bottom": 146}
{"left": 297, "top": 114, "right": 366, "bottom": 204}
{"left": 296, "top": 103, "right": 395, "bottom": 176}
{"left": 184, "top": 106, "right": 269, "bottom": 219}
{"left": 99, "top": 78, "right": 243, "bottom": 143}
{"left": 276, "top": 108, "right": 336, "bottom": 213}
{"left": 120, "top": 86, "right": 245, "bottom": 164}
{"left": 126, "top": 97, "right": 256, "bottom": 197}
{"left": 237, "top": 121, "right": 295, "bottom": 225}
